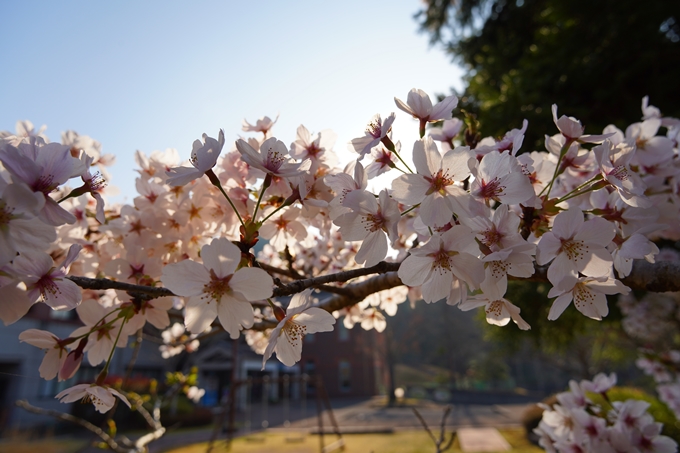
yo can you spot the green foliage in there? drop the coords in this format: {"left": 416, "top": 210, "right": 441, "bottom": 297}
{"left": 417, "top": 0, "right": 680, "bottom": 149}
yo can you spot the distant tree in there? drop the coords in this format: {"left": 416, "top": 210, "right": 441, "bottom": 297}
{"left": 417, "top": 0, "right": 680, "bottom": 149}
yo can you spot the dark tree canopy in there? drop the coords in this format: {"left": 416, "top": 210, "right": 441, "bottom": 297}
{"left": 417, "top": 0, "right": 680, "bottom": 149}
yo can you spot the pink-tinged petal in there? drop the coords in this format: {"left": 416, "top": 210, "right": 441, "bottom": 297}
{"left": 343, "top": 189, "right": 378, "bottom": 214}
{"left": 429, "top": 95, "right": 458, "bottom": 121}
{"left": 40, "top": 198, "right": 77, "bottom": 226}
{"left": 36, "top": 143, "right": 77, "bottom": 184}
{"left": 0, "top": 145, "right": 43, "bottom": 184}
{"left": 108, "top": 388, "right": 131, "bottom": 408}
{"left": 184, "top": 296, "right": 217, "bottom": 334}
{"left": 161, "top": 260, "right": 209, "bottom": 297}
{"left": 407, "top": 89, "right": 433, "bottom": 118}
{"left": 586, "top": 278, "right": 629, "bottom": 296}
{"left": 458, "top": 298, "right": 487, "bottom": 311}
{"left": 56, "top": 384, "right": 89, "bottom": 403}
{"left": 391, "top": 174, "right": 429, "bottom": 205}
{"left": 75, "top": 299, "right": 107, "bottom": 326}
{"left": 450, "top": 253, "right": 485, "bottom": 289}
{"left": 86, "top": 338, "right": 112, "bottom": 366}
{"left": 294, "top": 308, "right": 335, "bottom": 334}
{"left": 165, "top": 166, "right": 203, "bottom": 186}
{"left": 355, "top": 231, "right": 388, "bottom": 267}
{"left": 394, "top": 96, "right": 415, "bottom": 117}
{"left": 484, "top": 300, "right": 511, "bottom": 327}
{"left": 7, "top": 218, "right": 56, "bottom": 257}
{"left": 13, "top": 250, "right": 53, "bottom": 276}
{"left": 422, "top": 269, "right": 453, "bottom": 303}
{"left": 398, "top": 255, "right": 433, "bottom": 287}
{"left": 536, "top": 233, "right": 561, "bottom": 266}
{"left": 440, "top": 146, "right": 474, "bottom": 180}
{"left": 497, "top": 172, "right": 534, "bottom": 204}
{"left": 503, "top": 301, "right": 531, "bottom": 330}
{"left": 287, "top": 289, "right": 313, "bottom": 313}
{"left": 262, "top": 322, "right": 285, "bottom": 369}
{"left": 413, "top": 137, "right": 442, "bottom": 176}
{"left": 579, "top": 247, "right": 613, "bottom": 278}
{"left": 4, "top": 181, "right": 44, "bottom": 214}
{"left": 201, "top": 238, "right": 240, "bottom": 278}
{"left": 216, "top": 297, "right": 254, "bottom": 339}
{"left": 230, "top": 268, "right": 273, "bottom": 301}
{"left": 88, "top": 386, "right": 117, "bottom": 413}
{"left": 547, "top": 253, "right": 578, "bottom": 286}
{"left": 335, "top": 212, "right": 367, "bottom": 241}
{"left": 420, "top": 193, "right": 454, "bottom": 227}
{"left": 146, "top": 307, "right": 170, "bottom": 330}
{"left": 18, "top": 329, "right": 58, "bottom": 348}
{"left": 39, "top": 349, "right": 64, "bottom": 380}
{"left": 0, "top": 283, "right": 35, "bottom": 325}
{"left": 552, "top": 208, "right": 583, "bottom": 240}
{"left": 275, "top": 325, "right": 303, "bottom": 367}
{"left": 573, "top": 285, "right": 608, "bottom": 320}
{"left": 548, "top": 293, "right": 573, "bottom": 320}
{"left": 575, "top": 218, "right": 615, "bottom": 245}
{"left": 62, "top": 244, "right": 83, "bottom": 270}
{"left": 44, "top": 278, "right": 82, "bottom": 310}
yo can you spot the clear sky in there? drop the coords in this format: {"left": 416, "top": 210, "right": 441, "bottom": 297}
{"left": 0, "top": 0, "right": 463, "bottom": 202}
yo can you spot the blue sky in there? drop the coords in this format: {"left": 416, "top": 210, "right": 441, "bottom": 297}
{"left": 1, "top": 1, "right": 463, "bottom": 202}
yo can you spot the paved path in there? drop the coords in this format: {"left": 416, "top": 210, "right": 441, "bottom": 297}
{"left": 458, "top": 427, "right": 511, "bottom": 452}
{"left": 143, "top": 397, "right": 535, "bottom": 452}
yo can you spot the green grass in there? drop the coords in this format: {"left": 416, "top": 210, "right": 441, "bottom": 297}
{"left": 165, "top": 428, "right": 542, "bottom": 453}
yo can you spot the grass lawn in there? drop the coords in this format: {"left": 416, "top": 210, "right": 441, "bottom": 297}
{"left": 165, "top": 428, "right": 543, "bottom": 453}
{"left": 0, "top": 438, "right": 87, "bottom": 453}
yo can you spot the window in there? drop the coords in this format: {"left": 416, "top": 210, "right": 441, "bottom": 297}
{"left": 339, "top": 361, "right": 351, "bottom": 392}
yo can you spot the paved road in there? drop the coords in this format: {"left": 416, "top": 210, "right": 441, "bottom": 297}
{"left": 145, "top": 397, "right": 537, "bottom": 452}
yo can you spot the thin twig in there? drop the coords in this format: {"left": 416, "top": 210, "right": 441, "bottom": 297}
{"left": 16, "top": 400, "right": 125, "bottom": 453}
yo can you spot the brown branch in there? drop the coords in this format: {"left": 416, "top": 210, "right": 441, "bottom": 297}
{"left": 271, "top": 261, "right": 400, "bottom": 297}
{"left": 68, "top": 259, "right": 680, "bottom": 315}
{"left": 620, "top": 260, "right": 680, "bottom": 293}
{"left": 67, "top": 276, "right": 174, "bottom": 298}
{"left": 16, "top": 400, "right": 126, "bottom": 453}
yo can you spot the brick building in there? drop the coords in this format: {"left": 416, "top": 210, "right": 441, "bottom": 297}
{"left": 300, "top": 320, "right": 386, "bottom": 398}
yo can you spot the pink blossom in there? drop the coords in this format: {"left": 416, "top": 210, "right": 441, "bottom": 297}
{"left": 262, "top": 289, "right": 335, "bottom": 368}
{"left": 161, "top": 237, "right": 273, "bottom": 338}
{"left": 391, "top": 138, "right": 474, "bottom": 227}
{"left": 56, "top": 384, "right": 130, "bottom": 414}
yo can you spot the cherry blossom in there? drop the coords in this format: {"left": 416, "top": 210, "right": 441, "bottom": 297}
{"left": 235, "top": 136, "right": 311, "bottom": 179}
{"left": 242, "top": 114, "right": 278, "bottom": 136}
{"left": 56, "top": 384, "right": 130, "bottom": 414}
{"left": 161, "top": 237, "right": 273, "bottom": 337}
{"left": 536, "top": 208, "right": 615, "bottom": 286}
{"left": 334, "top": 189, "right": 400, "bottom": 267}
{"left": 398, "top": 225, "right": 483, "bottom": 305}
{"left": 392, "top": 137, "right": 474, "bottom": 227}
{"left": 13, "top": 245, "right": 83, "bottom": 310}
{"left": 547, "top": 274, "right": 629, "bottom": 321}
{"left": 18, "top": 329, "right": 68, "bottom": 380}
{"left": 166, "top": 130, "right": 225, "bottom": 186}
{"left": 394, "top": 88, "right": 458, "bottom": 123}
{"left": 350, "top": 113, "right": 396, "bottom": 159}
{"left": 262, "top": 289, "right": 335, "bottom": 368}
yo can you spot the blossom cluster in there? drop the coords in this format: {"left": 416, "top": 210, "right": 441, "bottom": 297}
{"left": 1, "top": 89, "right": 679, "bottom": 423}
{"left": 535, "top": 373, "right": 677, "bottom": 452}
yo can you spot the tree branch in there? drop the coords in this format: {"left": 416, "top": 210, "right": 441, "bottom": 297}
{"left": 16, "top": 400, "right": 126, "bottom": 453}
{"left": 67, "top": 259, "right": 680, "bottom": 317}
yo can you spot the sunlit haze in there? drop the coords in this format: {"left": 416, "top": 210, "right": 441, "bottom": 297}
{"left": 0, "top": 1, "right": 463, "bottom": 202}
